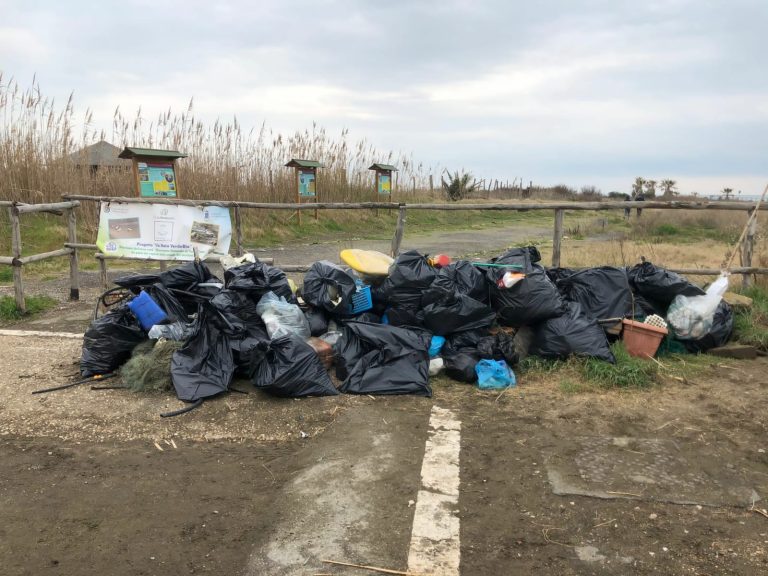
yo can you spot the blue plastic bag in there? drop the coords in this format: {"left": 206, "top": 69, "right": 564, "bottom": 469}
{"left": 428, "top": 335, "right": 446, "bottom": 358}
{"left": 475, "top": 359, "right": 516, "bottom": 389}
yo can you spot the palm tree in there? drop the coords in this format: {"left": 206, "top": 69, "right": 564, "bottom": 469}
{"left": 643, "top": 179, "right": 657, "bottom": 198}
{"left": 721, "top": 187, "right": 734, "bottom": 200}
{"left": 660, "top": 179, "right": 678, "bottom": 198}
{"left": 442, "top": 170, "right": 479, "bottom": 201}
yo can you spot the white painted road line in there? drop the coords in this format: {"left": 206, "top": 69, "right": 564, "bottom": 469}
{"left": 408, "top": 406, "right": 461, "bottom": 575}
{"left": 0, "top": 329, "right": 83, "bottom": 339}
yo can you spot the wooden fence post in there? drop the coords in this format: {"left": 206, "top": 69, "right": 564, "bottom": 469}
{"left": 9, "top": 206, "right": 25, "bottom": 312}
{"left": 552, "top": 208, "right": 564, "bottom": 268}
{"left": 99, "top": 256, "right": 108, "bottom": 289}
{"left": 390, "top": 205, "right": 407, "bottom": 258}
{"left": 67, "top": 207, "right": 80, "bottom": 300}
{"left": 741, "top": 208, "right": 757, "bottom": 289}
{"left": 234, "top": 205, "right": 244, "bottom": 256}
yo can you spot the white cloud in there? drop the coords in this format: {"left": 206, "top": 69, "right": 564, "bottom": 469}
{"left": 1, "top": 0, "right": 767, "bottom": 195}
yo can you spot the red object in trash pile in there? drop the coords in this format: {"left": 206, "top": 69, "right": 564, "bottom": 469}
{"left": 429, "top": 254, "right": 451, "bottom": 268}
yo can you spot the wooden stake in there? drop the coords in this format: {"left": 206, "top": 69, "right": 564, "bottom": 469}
{"left": 390, "top": 205, "right": 407, "bottom": 257}
{"left": 234, "top": 205, "right": 244, "bottom": 256}
{"left": 725, "top": 182, "right": 768, "bottom": 270}
{"left": 9, "top": 206, "right": 25, "bottom": 312}
{"left": 741, "top": 208, "right": 757, "bottom": 288}
{"left": 552, "top": 208, "right": 564, "bottom": 268}
{"left": 67, "top": 208, "right": 80, "bottom": 300}
{"left": 98, "top": 255, "right": 108, "bottom": 289}
{"left": 322, "top": 559, "right": 428, "bottom": 576}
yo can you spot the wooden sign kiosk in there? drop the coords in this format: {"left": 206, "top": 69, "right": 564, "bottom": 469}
{"left": 369, "top": 163, "right": 397, "bottom": 215}
{"left": 285, "top": 158, "right": 324, "bottom": 224}
{"left": 118, "top": 147, "right": 187, "bottom": 198}
{"left": 369, "top": 163, "right": 397, "bottom": 199}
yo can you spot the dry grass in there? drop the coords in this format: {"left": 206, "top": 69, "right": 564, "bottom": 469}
{"left": 629, "top": 209, "right": 746, "bottom": 244}
{"left": 0, "top": 75, "right": 439, "bottom": 225}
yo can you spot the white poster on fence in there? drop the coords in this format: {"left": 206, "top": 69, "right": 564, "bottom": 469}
{"left": 96, "top": 202, "right": 232, "bottom": 261}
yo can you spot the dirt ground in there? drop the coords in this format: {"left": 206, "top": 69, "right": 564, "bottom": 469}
{"left": 1, "top": 331, "right": 766, "bottom": 575}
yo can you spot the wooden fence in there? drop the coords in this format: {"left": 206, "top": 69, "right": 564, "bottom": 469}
{"left": 2, "top": 195, "right": 766, "bottom": 311}
{"left": 0, "top": 201, "right": 81, "bottom": 312}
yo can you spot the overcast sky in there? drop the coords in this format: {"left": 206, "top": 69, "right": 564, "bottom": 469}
{"left": 2, "top": 0, "right": 767, "bottom": 195}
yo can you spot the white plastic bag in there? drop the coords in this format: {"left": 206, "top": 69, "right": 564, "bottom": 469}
{"left": 667, "top": 273, "right": 729, "bottom": 340}
{"left": 256, "top": 291, "right": 311, "bottom": 340}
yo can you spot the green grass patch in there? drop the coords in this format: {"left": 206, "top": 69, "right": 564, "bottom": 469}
{"left": 0, "top": 294, "right": 58, "bottom": 322}
{"left": 653, "top": 223, "right": 679, "bottom": 236}
{"left": 520, "top": 342, "right": 713, "bottom": 393}
{"left": 0, "top": 267, "right": 12, "bottom": 283}
{"left": 517, "top": 355, "right": 567, "bottom": 375}
{"left": 580, "top": 343, "right": 658, "bottom": 389}
{"left": 734, "top": 285, "right": 768, "bottom": 350}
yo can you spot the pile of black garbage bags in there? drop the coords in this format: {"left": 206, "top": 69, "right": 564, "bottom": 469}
{"left": 79, "top": 247, "right": 733, "bottom": 405}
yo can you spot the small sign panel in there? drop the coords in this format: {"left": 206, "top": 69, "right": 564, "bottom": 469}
{"left": 138, "top": 161, "right": 178, "bottom": 198}
{"left": 298, "top": 169, "right": 316, "bottom": 197}
{"left": 378, "top": 172, "right": 391, "bottom": 195}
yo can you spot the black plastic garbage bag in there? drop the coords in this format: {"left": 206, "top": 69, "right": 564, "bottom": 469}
{"left": 384, "top": 304, "right": 423, "bottom": 329}
{"left": 305, "top": 306, "right": 329, "bottom": 336}
{"left": 443, "top": 348, "right": 481, "bottom": 383}
{"left": 160, "top": 261, "right": 218, "bottom": 291}
{"left": 335, "top": 321, "right": 431, "bottom": 396}
{"left": 302, "top": 260, "right": 357, "bottom": 315}
{"left": 210, "top": 289, "right": 263, "bottom": 334}
{"left": 490, "top": 268, "right": 565, "bottom": 326}
{"left": 170, "top": 307, "right": 235, "bottom": 402}
{"left": 628, "top": 261, "right": 705, "bottom": 314}
{"left": 81, "top": 304, "right": 147, "bottom": 376}
{"left": 232, "top": 330, "right": 270, "bottom": 376}
{"left": 113, "top": 273, "right": 162, "bottom": 289}
{"left": 557, "top": 266, "right": 633, "bottom": 320}
{"left": 529, "top": 302, "right": 615, "bottom": 363}
{"left": 546, "top": 267, "right": 576, "bottom": 284}
{"left": 485, "top": 247, "right": 566, "bottom": 326}
{"left": 680, "top": 300, "right": 734, "bottom": 353}
{"left": 477, "top": 332, "right": 519, "bottom": 366}
{"left": 146, "top": 283, "right": 188, "bottom": 324}
{"left": 433, "top": 261, "right": 488, "bottom": 302}
{"left": 247, "top": 334, "right": 338, "bottom": 397}
{"left": 376, "top": 250, "right": 436, "bottom": 307}
{"left": 443, "top": 327, "right": 491, "bottom": 356}
{"left": 420, "top": 291, "right": 495, "bottom": 336}
{"left": 224, "top": 260, "right": 293, "bottom": 301}
{"left": 633, "top": 294, "right": 661, "bottom": 317}
{"left": 334, "top": 323, "right": 367, "bottom": 382}
{"left": 348, "top": 311, "right": 381, "bottom": 324}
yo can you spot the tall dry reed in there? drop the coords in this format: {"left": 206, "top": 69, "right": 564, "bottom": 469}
{"left": 0, "top": 75, "right": 439, "bottom": 214}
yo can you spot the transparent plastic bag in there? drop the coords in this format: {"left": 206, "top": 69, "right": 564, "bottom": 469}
{"left": 148, "top": 321, "right": 195, "bottom": 341}
{"left": 255, "top": 291, "right": 311, "bottom": 340}
{"left": 667, "top": 273, "right": 729, "bottom": 340}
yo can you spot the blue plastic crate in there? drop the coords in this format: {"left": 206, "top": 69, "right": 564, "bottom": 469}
{"left": 349, "top": 283, "right": 373, "bottom": 314}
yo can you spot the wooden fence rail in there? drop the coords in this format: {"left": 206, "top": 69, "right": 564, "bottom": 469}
{"left": 2, "top": 196, "right": 766, "bottom": 311}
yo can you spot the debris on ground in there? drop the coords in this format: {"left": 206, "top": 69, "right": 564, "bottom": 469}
{"left": 68, "top": 249, "right": 737, "bottom": 413}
